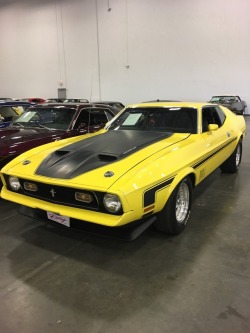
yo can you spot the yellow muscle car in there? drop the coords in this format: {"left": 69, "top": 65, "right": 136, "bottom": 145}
{"left": 0, "top": 102, "right": 246, "bottom": 240}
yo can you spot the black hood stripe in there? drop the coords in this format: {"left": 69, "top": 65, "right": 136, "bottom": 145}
{"left": 35, "top": 130, "right": 173, "bottom": 179}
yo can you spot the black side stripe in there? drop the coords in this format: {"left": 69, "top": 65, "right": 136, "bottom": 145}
{"left": 192, "top": 137, "right": 237, "bottom": 169}
{"left": 143, "top": 137, "right": 236, "bottom": 207}
{"left": 144, "top": 177, "right": 175, "bottom": 207}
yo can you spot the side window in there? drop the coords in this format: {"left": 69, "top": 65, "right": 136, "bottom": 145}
{"left": 73, "top": 110, "right": 91, "bottom": 129}
{"left": 91, "top": 110, "right": 109, "bottom": 125}
{"left": 73, "top": 109, "right": 109, "bottom": 129}
{"left": 202, "top": 108, "right": 212, "bottom": 132}
{"left": 215, "top": 106, "right": 226, "bottom": 125}
{"left": 202, "top": 107, "right": 223, "bottom": 132}
{"left": 104, "top": 110, "right": 114, "bottom": 121}
{"left": 211, "top": 107, "right": 222, "bottom": 126}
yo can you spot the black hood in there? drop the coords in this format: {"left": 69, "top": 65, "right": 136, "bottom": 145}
{"left": 36, "top": 130, "right": 173, "bottom": 179}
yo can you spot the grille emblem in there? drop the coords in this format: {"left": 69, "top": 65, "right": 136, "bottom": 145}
{"left": 50, "top": 189, "right": 56, "bottom": 197}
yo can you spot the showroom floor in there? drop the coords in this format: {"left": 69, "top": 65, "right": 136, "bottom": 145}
{"left": 0, "top": 118, "right": 250, "bottom": 333}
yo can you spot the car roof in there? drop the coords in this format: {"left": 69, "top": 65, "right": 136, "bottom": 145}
{"left": 27, "top": 102, "right": 119, "bottom": 112}
{"left": 210, "top": 95, "right": 239, "bottom": 98}
{"left": 93, "top": 100, "right": 123, "bottom": 103}
{"left": 64, "top": 98, "right": 89, "bottom": 101}
{"left": 29, "top": 102, "right": 91, "bottom": 108}
{"left": 142, "top": 99, "right": 181, "bottom": 103}
{"left": 92, "top": 101, "right": 125, "bottom": 107}
{"left": 127, "top": 101, "right": 215, "bottom": 108}
{"left": 0, "top": 101, "right": 32, "bottom": 106}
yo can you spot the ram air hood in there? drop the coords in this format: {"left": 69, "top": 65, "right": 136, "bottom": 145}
{"left": 35, "top": 130, "right": 183, "bottom": 179}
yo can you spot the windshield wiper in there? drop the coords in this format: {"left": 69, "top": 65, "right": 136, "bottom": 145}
{"left": 35, "top": 123, "right": 50, "bottom": 129}
{"left": 12, "top": 122, "right": 24, "bottom": 127}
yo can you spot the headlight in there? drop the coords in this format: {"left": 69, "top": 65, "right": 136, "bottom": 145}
{"left": 103, "top": 193, "right": 122, "bottom": 213}
{"left": 9, "top": 176, "right": 21, "bottom": 191}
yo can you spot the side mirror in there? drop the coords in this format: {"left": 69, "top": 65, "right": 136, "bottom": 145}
{"left": 208, "top": 124, "right": 219, "bottom": 131}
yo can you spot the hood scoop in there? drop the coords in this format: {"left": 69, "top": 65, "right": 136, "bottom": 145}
{"left": 35, "top": 130, "right": 173, "bottom": 179}
{"left": 98, "top": 153, "right": 118, "bottom": 162}
{"left": 53, "top": 150, "right": 69, "bottom": 157}
{"left": 49, "top": 150, "right": 70, "bottom": 163}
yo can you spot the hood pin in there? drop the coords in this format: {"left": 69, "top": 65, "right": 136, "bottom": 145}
{"left": 22, "top": 160, "right": 31, "bottom": 165}
{"left": 104, "top": 171, "right": 114, "bottom": 177}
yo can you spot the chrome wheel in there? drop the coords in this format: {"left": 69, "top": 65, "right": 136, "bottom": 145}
{"left": 175, "top": 182, "right": 190, "bottom": 224}
{"left": 155, "top": 177, "right": 192, "bottom": 234}
{"left": 220, "top": 141, "right": 242, "bottom": 173}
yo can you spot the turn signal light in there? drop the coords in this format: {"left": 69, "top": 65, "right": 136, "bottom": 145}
{"left": 24, "top": 182, "right": 38, "bottom": 192}
{"left": 75, "top": 192, "right": 93, "bottom": 203}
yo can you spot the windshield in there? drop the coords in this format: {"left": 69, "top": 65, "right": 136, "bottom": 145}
{"left": 12, "top": 107, "right": 76, "bottom": 130}
{"left": 107, "top": 107, "right": 197, "bottom": 134}
{"left": 211, "top": 96, "right": 236, "bottom": 103}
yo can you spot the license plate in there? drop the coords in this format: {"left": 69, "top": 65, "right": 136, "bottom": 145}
{"left": 47, "top": 211, "right": 70, "bottom": 227}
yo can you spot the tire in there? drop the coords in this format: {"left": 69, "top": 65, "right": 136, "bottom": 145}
{"left": 220, "top": 140, "right": 242, "bottom": 173}
{"left": 154, "top": 177, "right": 193, "bottom": 235}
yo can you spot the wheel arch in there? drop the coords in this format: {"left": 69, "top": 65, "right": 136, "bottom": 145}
{"left": 154, "top": 171, "right": 194, "bottom": 235}
{"left": 147, "top": 168, "right": 196, "bottom": 216}
{"left": 168, "top": 168, "right": 196, "bottom": 199}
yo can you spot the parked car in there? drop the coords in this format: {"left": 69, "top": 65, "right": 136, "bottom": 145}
{"left": 16, "top": 98, "right": 46, "bottom": 104}
{"left": 0, "top": 98, "right": 13, "bottom": 101}
{"left": 0, "top": 103, "right": 118, "bottom": 172}
{"left": 45, "top": 98, "right": 66, "bottom": 103}
{"left": 64, "top": 98, "right": 89, "bottom": 103}
{"left": 0, "top": 102, "right": 246, "bottom": 240}
{"left": 0, "top": 101, "right": 32, "bottom": 128}
{"left": 209, "top": 95, "right": 247, "bottom": 115}
{"left": 92, "top": 101, "right": 125, "bottom": 110}
{"left": 46, "top": 98, "right": 90, "bottom": 103}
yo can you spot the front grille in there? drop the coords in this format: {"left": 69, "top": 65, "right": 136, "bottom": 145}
{"left": 3, "top": 175, "right": 123, "bottom": 215}
{"left": 22, "top": 179, "right": 100, "bottom": 210}
{"left": 4, "top": 175, "right": 101, "bottom": 210}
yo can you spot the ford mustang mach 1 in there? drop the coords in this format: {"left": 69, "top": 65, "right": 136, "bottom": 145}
{"left": 0, "top": 102, "right": 246, "bottom": 240}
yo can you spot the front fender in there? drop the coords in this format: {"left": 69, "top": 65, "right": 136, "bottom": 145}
{"left": 149, "top": 168, "right": 196, "bottom": 215}
{"left": 169, "top": 168, "right": 196, "bottom": 193}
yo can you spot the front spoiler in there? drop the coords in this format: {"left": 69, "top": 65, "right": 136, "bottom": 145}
{"left": 19, "top": 205, "right": 156, "bottom": 241}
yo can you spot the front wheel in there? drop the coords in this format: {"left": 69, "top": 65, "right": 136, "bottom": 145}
{"left": 220, "top": 140, "right": 242, "bottom": 173}
{"left": 154, "top": 177, "right": 193, "bottom": 235}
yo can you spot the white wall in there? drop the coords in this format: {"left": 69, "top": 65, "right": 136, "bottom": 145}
{"left": 0, "top": 0, "right": 249, "bottom": 113}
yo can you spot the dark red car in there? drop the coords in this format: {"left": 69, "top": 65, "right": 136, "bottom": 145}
{"left": 18, "top": 98, "right": 46, "bottom": 104}
{"left": 0, "top": 103, "right": 118, "bottom": 171}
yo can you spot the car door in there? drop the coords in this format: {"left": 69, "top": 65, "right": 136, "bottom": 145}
{"left": 201, "top": 106, "right": 232, "bottom": 175}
